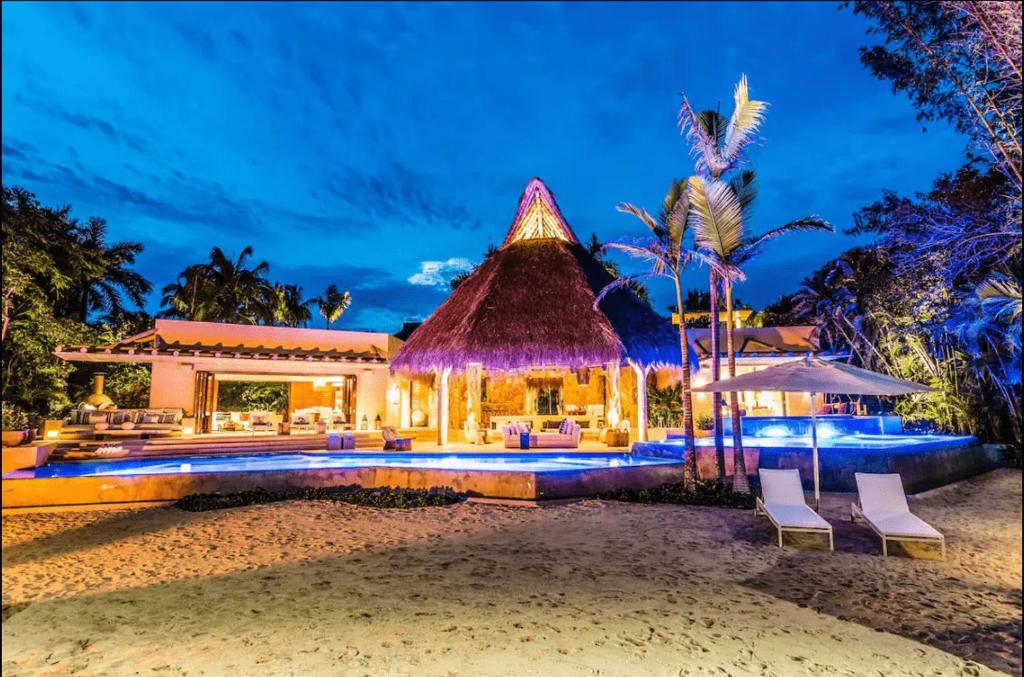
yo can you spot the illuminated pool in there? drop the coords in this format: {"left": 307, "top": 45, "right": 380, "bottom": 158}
{"left": 2, "top": 453, "right": 686, "bottom": 509}
{"left": 17, "top": 452, "right": 674, "bottom": 479}
{"left": 635, "top": 433, "right": 998, "bottom": 493}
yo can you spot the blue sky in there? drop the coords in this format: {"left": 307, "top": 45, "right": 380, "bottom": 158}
{"left": 2, "top": 2, "right": 967, "bottom": 331}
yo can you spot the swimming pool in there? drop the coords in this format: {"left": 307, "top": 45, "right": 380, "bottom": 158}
{"left": 2, "top": 453, "right": 686, "bottom": 508}
{"left": 18, "top": 452, "right": 676, "bottom": 479}
{"left": 634, "top": 433, "right": 997, "bottom": 493}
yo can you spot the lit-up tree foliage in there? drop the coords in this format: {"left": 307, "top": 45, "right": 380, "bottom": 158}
{"left": 677, "top": 75, "right": 765, "bottom": 478}
{"left": 314, "top": 284, "right": 353, "bottom": 329}
{"left": 687, "top": 170, "right": 831, "bottom": 493}
{"left": 679, "top": 76, "right": 831, "bottom": 491}
{"left": 808, "top": 1, "right": 1024, "bottom": 452}
{"left": 2, "top": 186, "right": 151, "bottom": 418}
{"left": 602, "top": 179, "right": 702, "bottom": 485}
{"left": 160, "top": 246, "right": 276, "bottom": 324}
{"left": 160, "top": 248, "right": 343, "bottom": 328}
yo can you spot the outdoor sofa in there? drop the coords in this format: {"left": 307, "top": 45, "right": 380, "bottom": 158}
{"left": 502, "top": 420, "right": 582, "bottom": 449}
{"left": 60, "top": 408, "right": 185, "bottom": 438}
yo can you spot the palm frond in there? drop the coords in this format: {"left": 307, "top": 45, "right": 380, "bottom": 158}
{"left": 723, "top": 74, "right": 768, "bottom": 160}
{"left": 686, "top": 176, "right": 744, "bottom": 259}
{"left": 728, "top": 170, "right": 758, "bottom": 224}
{"left": 678, "top": 98, "right": 727, "bottom": 177}
{"left": 733, "top": 216, "right": 833, "bottom": 266}
{"left": 616, "top": 202, "right": 661, "bottom": 236}
{"left": 593, "top": 272, "right": 661, "bottom": 310}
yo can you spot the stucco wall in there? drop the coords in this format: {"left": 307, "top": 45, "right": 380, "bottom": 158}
{"left": 149, "top": 362, "right": 196, "bottom": 412}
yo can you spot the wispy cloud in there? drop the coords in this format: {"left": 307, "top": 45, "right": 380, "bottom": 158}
{"left": 407, "top": 258, "right": 474, "bottom": 289}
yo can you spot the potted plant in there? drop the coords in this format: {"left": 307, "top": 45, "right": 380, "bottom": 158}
{"left": 2, "top": 402, "right": 36, "bottom": 447}
{"left": 695, "top": 415, "right": 714, "bottom": 438}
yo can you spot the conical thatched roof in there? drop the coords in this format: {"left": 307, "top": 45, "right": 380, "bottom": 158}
{"left": 391, "top": 178, "right": 696, "bottom": 374}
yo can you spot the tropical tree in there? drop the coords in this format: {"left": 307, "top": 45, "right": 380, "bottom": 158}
{"left": 2, "top": 186, "right": 151, "bottom": 417}
{"left": 688, "top": 172, "right": 832, "bottom": 492}
{"left": 677, "top": 74, "right": 768, "bottom": 479}
{"left": 273, "top": 283, "right": 315, "bottom": 327}
{"left": 315, "top": 284, "right": 352, "bottom": 329}
{"left": 159, "top": 246, "right": 275, "bottom": 324}
{"left": 599, "top": 179, "right": 703, "bottom": 485}
{"left": 63, "top": 218, "right": 151, "bottom": 324}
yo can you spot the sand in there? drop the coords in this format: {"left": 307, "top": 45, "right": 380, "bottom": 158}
{"left": 2, "top": 469, "right": 1020, "bottom": 676}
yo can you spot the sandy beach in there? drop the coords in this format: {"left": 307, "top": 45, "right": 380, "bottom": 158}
{"left": 3, "top": 469, "right": 1020, "bottom": 676}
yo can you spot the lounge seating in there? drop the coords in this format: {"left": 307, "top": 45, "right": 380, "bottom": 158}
{"left": 502, "top": 421, "right": 582, "bottom": 449}
{"left": 60, "top": 408, "right": 185, "bottom": 439}
{"left": 289, "top": 411, "right": 320, "bottom": 435}
{"left": 248, "top": 411, "right": 276, "bottom": 434}
{"left": 382, "top": 426, "right": 413, "bottom": 451}
{"left": 756, "top": 468, "right": 834, "bottom": 550}
{"left": 851, "top": 472, "right": 945, "bottom": 558}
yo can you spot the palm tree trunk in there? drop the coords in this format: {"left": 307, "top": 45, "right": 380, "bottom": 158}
{"left": 674, "top": 276, "right": 698, "bottom": 486}
{"left": 725, "top": 281, "right": 749, "bottom": 493}
{"left": 709, "top": 271, "right": 726, "bottom": 479}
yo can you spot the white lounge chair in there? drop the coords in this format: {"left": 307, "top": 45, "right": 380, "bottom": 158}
{"left": 851, "top": 473, "right": 945, "bottom": 559}
{"left": 756, "top": 468, "right": 834, "bottom": 551}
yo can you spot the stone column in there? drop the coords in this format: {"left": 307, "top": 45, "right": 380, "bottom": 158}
{"left": 605, "top": 360, "right": 621, "bottom": 432}
{"left": 464, "top": 363, "right": 482, "bottom": 442}
{"left": 435, "top": 367, "right": 452, "bottom": 446}
{"left": 630, "top": 361, "right": 648, "bottom": 442}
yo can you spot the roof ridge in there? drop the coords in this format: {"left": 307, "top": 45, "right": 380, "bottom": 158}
{"left": 500, "top": 177, "right": 578, "bottom": 247}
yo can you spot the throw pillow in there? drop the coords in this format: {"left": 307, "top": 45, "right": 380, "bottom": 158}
{"left": 142, "top": 414, "right": 159, "bottom": 424}
{"left": 93, "top": 422, "right": 110, "bottom": 431}
{"left": 120, "top": 421, "right": 135, "bottom": 430}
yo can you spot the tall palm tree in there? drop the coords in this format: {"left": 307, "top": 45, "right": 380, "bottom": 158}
{"left": 598, "top": 179, "right": 703, "bottom": 485}
{"left": 273, "top": 283, "right": 315, "bottom": 327}
{"left": 315, "top": 284, "right": 352, "bottom": 329}
{"left": 678, "top": 74, "right": 768, "bottom": 478}
{"left": 68, "top": 218, "right": 151, "bottom": 323}
{"left": 159, "top": 246, "right": 275, "bottom": 324}
{"left": 688, "top": 172, "right": 832, "bottom": 493}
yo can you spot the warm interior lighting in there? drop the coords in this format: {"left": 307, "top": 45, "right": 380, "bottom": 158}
{"left": 313, "top": 378, "right": 327, "bottom": 390}
{"left": 46, "top": 429, "right": 60, "bottom": 439}
{"left": 182, "top": 426, "right": 194, "bottom": 436}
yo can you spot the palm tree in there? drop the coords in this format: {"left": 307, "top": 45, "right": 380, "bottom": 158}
{"left": 315, "top": 284, "right": 352, "bottom": 329}
{"left": 688, "top": 172, "right": 832, "bottom": 493}
{"left": 678, "top": 75, "right": 767, "bottom": 478}
{"left": 159, "top": 246, "right": 275, "bottom": 324}
{"left": 67, "top": 218, "right": 151, "bottom": 323}
{"left": 599, "top": 179, "right": 703, "bottom": 485}
{"left": 273, "top": 283, "right": 315, "bottom": 327}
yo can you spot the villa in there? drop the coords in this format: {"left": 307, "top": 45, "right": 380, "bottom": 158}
{"left": 51, "top": 178, "right": 835, "bottom": 445}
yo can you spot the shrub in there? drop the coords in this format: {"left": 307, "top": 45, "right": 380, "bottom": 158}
{"left": 596, "top": 479, "right": 756, "bottom": 509}
{"left": 696, "top": 415, "right": 715, "bottom": 431}
{"left": 174, "top": 485, "right": 465, "bottom": 512}
{"left": 1, "top": 401, "right": 32, "bottom": 431}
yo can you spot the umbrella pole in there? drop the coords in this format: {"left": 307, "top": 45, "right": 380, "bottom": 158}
{"left": 810, "top": 391, "right": 820, "bottom": 511}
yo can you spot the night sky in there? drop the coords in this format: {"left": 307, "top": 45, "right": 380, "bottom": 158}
{"left": 2, "top": 2, "right": 967, "bottom": 331}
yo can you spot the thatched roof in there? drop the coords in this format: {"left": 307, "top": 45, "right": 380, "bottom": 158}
{"left": 391, "top": 178, "right": 697, "bottom": 374}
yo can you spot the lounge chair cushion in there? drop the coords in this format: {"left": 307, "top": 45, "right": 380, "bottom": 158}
{"left": 763, "top": 504, "right": 831, "bottom": 530}
{"left": 854, "top": 473, "right": 910, "bottom": 515}
{"left": 868, "top": 512, "right": 942, "bottom": 539}
{"left": 759, "top": 468, "right": 808, "bottom": 506}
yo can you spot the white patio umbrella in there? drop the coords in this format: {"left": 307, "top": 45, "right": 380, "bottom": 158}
{"left": 692, "top": 356, "right": 935, "bottom": 509}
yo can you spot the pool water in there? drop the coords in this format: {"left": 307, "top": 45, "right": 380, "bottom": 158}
{"left": 685, "top": 433, "right": 978, "bottom": 450}
{"left": 21, "top": 452, "right": 678, "bottom": 479}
